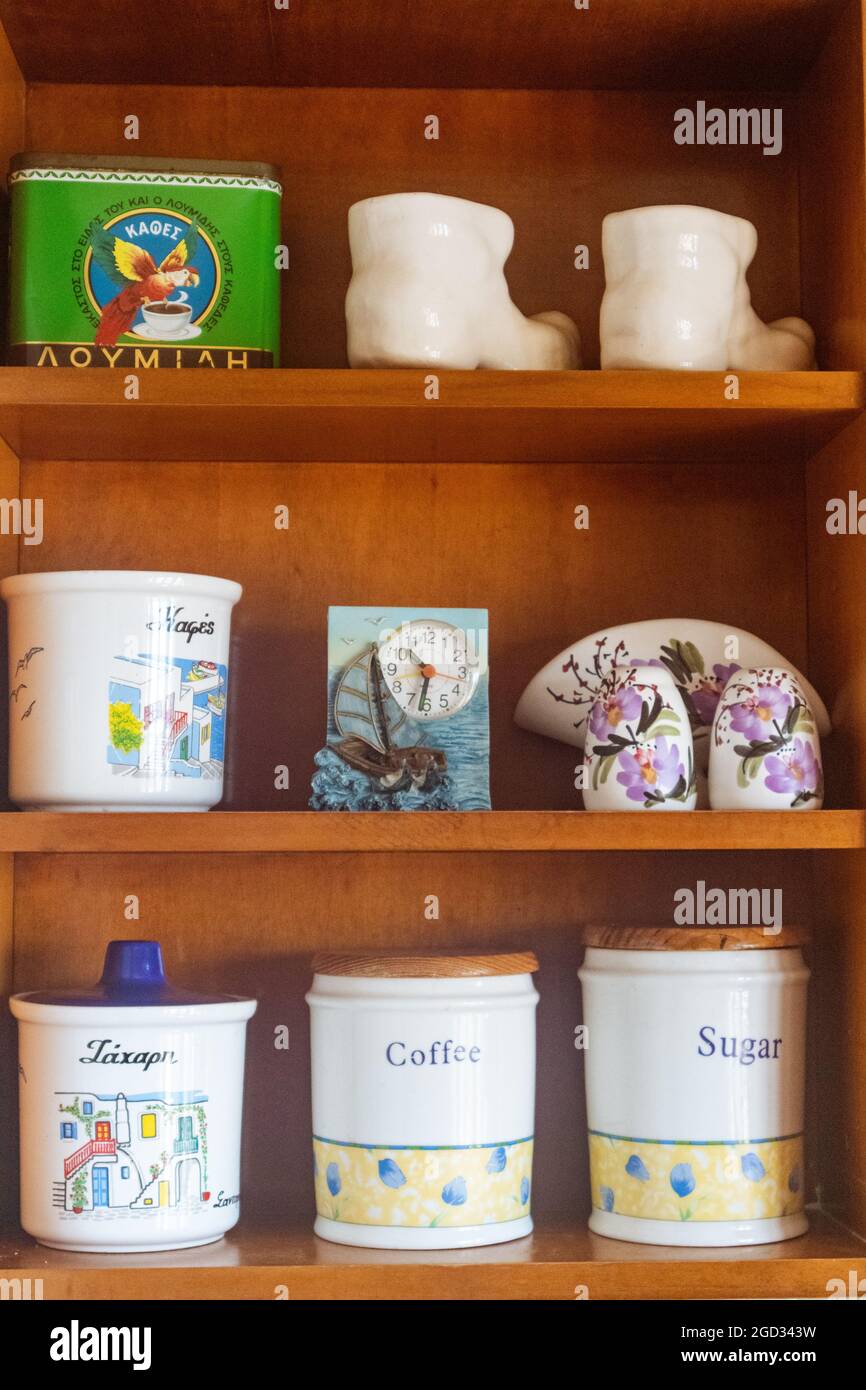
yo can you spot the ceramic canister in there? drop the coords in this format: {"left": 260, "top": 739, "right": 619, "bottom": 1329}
{"left": 8, "top": 154, "right": 281, "bottom": 368}
{"left": 582, "top": 663, "right": 697, "bottom": 811}
{"left": 307, "top": 951, "right": 539, "bottom": 1250}
{"left": 0, "top": 570, "right": 242, "bottom": 810}
{"left": 578, "top": 926, "right": 810, "bottom": 1247}
{"left": 10, "top": 940, "right": 257, "bottom": 1253}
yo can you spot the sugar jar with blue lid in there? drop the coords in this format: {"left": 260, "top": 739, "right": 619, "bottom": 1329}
{"left": 10, "top": 940, "right": 257, "bottom": 1252}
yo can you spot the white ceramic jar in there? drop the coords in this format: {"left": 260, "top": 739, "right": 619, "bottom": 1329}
{"left": 10, "top": 940, "right": 257, "bottom": 1253}
{"left": 579, "top": 926, "right": 809, "bottom": 1247}
{"left": 307, "top": 951, "right": 539, "bottom": 1249}
{"left": 0, "top": 570, "right": 242, "bottom": 810}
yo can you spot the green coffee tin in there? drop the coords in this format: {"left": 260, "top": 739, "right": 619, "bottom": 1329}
{"left": 8, "top": 154, "right": 282, "bottom": 368}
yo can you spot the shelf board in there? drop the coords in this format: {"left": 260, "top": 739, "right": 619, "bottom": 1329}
{"left": 0, "top": 369, "right": 859, "bottom": 464}
{"left": 0, "top": 0, "right": 839, "bottom": 90}
{"left": 0, "top": 810, "right": 861, "bottom": 854}
{"left": 1, "top": 1212, "right": 862, "bottom": 1300}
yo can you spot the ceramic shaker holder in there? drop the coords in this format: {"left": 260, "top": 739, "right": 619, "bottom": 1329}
{"left": 307, "top": 950, "right": 539, "bottom": 1249}
{"left": 579, "top": 924, "right": 810, "bottom": 1247}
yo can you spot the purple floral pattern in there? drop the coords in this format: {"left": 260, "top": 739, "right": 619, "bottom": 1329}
{"left": 728, "top": 684, "right": 793, "bottom": 741}
{"left": 764, "top": 739, "right": 822, "bottom": 799}
{"left": 588, "top": 685, "right": 642, "bottom": 739}
{"left": 713, "top": 670, "right": 823, "bottom": 808}
{"left": 586, "top": 669, "right": 696, "bottom": 808}
{"left": 616, "top": 737, "right": 685, "bottom": 804}
{"left": 549, "top": 634, "right": 740, "bottom": 739}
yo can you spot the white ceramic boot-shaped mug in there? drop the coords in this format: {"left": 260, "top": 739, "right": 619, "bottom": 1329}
{"left": 600, "top": 205, "right": 815, "bottom": 371}
{"left": 582, "top": 663, "right": 697, "bottom": 811}
{"left": 345, "top": 193, "right": 581, "bottom": 370}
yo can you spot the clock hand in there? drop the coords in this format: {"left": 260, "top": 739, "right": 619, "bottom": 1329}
{"left": 419, "top": 676, "right": 431, "bottom": 710}
{"left": 406, "top": 648, "right": 438, "bottom": 678}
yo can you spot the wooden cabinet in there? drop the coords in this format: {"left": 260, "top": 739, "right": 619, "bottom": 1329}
{"left": 0, "top": 0, "right": 865, "bottom": 1299}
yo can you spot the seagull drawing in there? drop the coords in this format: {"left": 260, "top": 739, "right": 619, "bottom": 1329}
{"left": 14, "top": 646, "right": 43, "bottom": 677}
{"left": 89, "top": 220, "right": 201, "bottom": 346}
{"left": 9, "top": 683, "right": 27, "bottom": 702}
{"left": 21, "top": 700, "right": 36, "bottom": 719}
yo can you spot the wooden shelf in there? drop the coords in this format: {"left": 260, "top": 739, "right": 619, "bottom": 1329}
{"left": 0, "top": 810, "right": 861, "bottom": 854}
{"left": 0, "top": 0, "right": 839, "bottom": 91}
{"left": 1, "top": 1212, "right": 862, "bottom": 1300}
{"left": 0, "top": 369, "right": 859, "bottom": 464}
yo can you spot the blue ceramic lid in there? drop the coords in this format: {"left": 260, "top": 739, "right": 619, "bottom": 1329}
{"left": 17, "top": 940, "right": 252, "bottom": 1008}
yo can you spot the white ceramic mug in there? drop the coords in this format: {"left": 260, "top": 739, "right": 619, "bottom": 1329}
{"left": 0, "top": 570, "right": 242, "bottom": 810}
{"left": 709, "top": 667, "right": 824, "bottom": 811}
{"left": 582, "top": 664, "right": 697, "bottom": 811}
{"left": 10, "top": 940, "right": 257, "bottom": 1253}
{"left": 345, "top": 192, "right": 580, "bottom": 369}
{"left": 600, "top": 205, "right": 815, "bottom": 371}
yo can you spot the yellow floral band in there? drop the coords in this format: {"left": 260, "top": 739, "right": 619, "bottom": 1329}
{"left": 313, "top": 1136, "right": 533, "bottom": 1229}
{"left": 589, "top": 1131, "right": 804, "bottom": 1223}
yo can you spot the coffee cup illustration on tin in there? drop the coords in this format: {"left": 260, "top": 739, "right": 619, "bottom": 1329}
{"left": 140, "top": 299, "right": 194, "bottom": 336}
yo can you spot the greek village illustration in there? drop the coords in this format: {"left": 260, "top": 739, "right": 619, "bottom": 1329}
{"left": 108, "top": 655, "right": 228, "bottom": 780}
{"left": 55, "top": 1088, "right": 210, "bottom": 1219}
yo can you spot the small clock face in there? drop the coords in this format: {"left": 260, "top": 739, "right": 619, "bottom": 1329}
{"left": 378, "top": 619, "right": 482, "bottom": 722}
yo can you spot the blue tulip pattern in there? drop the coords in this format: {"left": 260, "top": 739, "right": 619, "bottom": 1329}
{"left": 378, "top": 1157, "right": 407, "bottom": 1189}
{"left": 625, "top": 1154, "right": 650, "bottom": 1182}
{"left": 312, "top": 1137, "right": 534, "bottom": 1228}
{"left": 441, "top": 1177, "right": 468, "bottom": 1206}
{"left": 741, "top": 1153, "right": 766, "bottom": 1183}
{"left": 670, "top": 1163, "right": 696, "bottom": 1198}
{"left": 588, "top": 1132, "right": 804, "bottom": 1223}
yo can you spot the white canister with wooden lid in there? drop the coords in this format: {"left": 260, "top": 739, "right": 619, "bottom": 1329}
{"left": 578, "top": 925, "right": 809, "bottom": 1247}
{"left": 307, "top": 951, "right": 539, "bottom": 1250}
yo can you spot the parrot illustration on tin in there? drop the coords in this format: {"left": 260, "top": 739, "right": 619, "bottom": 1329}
{"left": 89, "top": 220, "right": 202, "bottom": 346}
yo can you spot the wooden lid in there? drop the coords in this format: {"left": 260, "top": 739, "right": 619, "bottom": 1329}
{"left": 582, "top": 925, "right": 809, "bottom": 951}
{"left": 312, "top": 951, "right": 539, "bottom": 978}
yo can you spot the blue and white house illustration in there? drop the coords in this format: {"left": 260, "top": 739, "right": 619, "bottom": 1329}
{"left": 108, "top": 655, "right": 227, "bottom": 779}
{"left": 55, "top": 1090, "right": 210, "bottom": 1215}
